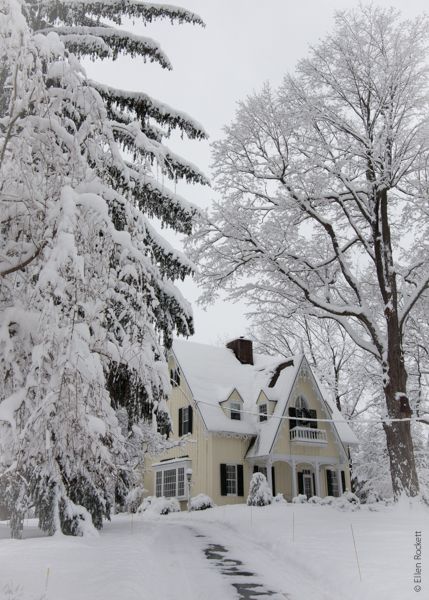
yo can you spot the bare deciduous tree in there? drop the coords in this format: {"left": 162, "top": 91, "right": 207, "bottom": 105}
{"left": 191, "top": 5, "right": 429, "bottom": 497}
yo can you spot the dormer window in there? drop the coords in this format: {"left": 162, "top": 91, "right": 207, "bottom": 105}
{"left": 230, "top": 401, "right": 241, "bottom": 420}
{"left": 259, "top": 404, "right": 268, "bottom": 422}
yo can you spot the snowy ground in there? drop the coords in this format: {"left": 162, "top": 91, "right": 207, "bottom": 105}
{"left": 0, "top": 501, "right": 426, "bottom": 600}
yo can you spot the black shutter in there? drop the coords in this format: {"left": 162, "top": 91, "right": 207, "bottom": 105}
{"left": 253, "top": 465, "right": 259, "bottom": 473}
{"left": 188, "top": 406, "right": 193, "bottom": 434}
{"left": 271, "top": 466, "right": 276, "bottom": 497}
{"left": 178, "top": 407, "right": 183, "bottom": 437}
{"left": 326, "top": 470, "right": 334, "bottom": 496}
{"left": 341, "top": 470, "right": 346, "bottom": 494}
{"left": 220, "top": 464, "right": 227, "bottom": 496}
{"left": 312, "top": 473, "right": 316, "bottom": 497}
{"left": 298, "top": 472, "right": 304, "bottom": 495}
{"left": 288, "top": 406, "right": 296, "bottom": 430}
{"left": 309, "top": 409, "right": 317, "bottom": 429}
{"left": 237, "top": 465, "right": 244, "bottom": 496}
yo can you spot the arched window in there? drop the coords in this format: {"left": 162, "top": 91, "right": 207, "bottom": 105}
{"left": 293, "top": 395, "right": 317, "bottom": 429}
{"left": 295, "top": 395, "right": 308, "bottom": 411}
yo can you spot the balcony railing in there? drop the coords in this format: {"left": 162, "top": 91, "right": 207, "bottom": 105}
{"left": 290, "top": 426, "right": 328, "bottom": 444}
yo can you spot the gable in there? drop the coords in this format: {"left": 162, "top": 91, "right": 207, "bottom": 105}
{"left": 247, "top": 356, "right": 358, "bottom": 459}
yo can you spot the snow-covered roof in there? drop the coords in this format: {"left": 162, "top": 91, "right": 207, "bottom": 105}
{"left": 171, "top": 339, "right": 358, "bottom": 451}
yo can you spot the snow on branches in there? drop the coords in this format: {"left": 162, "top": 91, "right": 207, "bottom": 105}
{"left": 190, "top": 5, "right": 429, "bottom": 498}
{"left": 0, "top": 0, "right": 206, "bottom": 535}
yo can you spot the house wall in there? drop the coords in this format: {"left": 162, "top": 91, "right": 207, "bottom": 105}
{"left": 144, "top": 355, "right": 253, "bottom": 507}
{"left": 209, "top": 434, "right": 253, "bottom": 505}
{"left": 144, "top": 354, "right": 210, "bottom": 506}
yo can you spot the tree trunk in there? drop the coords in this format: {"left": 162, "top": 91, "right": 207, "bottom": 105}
{"left": 382, "top": 324, "right": 419, "bottom": 497}
{"left": 376, "top": 189, "right": 420, "bottom": 498}
{"left": 383, "top": 417, "right": 419, "bottom": 498}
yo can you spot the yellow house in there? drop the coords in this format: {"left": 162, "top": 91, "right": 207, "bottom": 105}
{"left": 144, "top": 338, "right": 358, "bottom": 508}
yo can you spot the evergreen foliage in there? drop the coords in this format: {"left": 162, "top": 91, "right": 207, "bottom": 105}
{"left": 247, "top": 473, "right": 272, "bottom": 507}
{"left": 0, "top": 0, "right": 206, "bottom": 536}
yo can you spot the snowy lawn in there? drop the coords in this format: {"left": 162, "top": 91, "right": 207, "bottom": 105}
{"left": 0, "top": 501, "right": 426, "bottom": 600}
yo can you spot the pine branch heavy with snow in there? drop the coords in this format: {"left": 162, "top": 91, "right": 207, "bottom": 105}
{"left": 0, "top": 0, "right": 206, "bottom": 536}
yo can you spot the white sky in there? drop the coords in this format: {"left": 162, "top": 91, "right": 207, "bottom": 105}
{"left": 85, "top": 0, "right": 428, "bottom": 345}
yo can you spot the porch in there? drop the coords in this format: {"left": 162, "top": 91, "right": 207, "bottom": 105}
{"left": 249, "top": 454, "right": 348, "bottom": 500}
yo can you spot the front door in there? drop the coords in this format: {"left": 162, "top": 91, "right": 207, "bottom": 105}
{"left": 303, "top": 473, "right": 313, "bottom": 498}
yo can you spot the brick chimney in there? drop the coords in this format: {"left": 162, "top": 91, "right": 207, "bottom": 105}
{"left": 226, "top": 337, "right": 254, "bottom": 365}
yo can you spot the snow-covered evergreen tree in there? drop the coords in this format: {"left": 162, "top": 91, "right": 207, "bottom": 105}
{"left": 247, "top": 473, "right": 272, "bottom": 507}
{"left": 0, "top": 0, "right": 206, "bottom": 536}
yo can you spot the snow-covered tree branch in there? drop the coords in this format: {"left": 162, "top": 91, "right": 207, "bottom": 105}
{"left": 190, "top": 5, "right": 429, "bottom": 498}
{"left": 0, "top": 0, "right": 206, "bottom": 536}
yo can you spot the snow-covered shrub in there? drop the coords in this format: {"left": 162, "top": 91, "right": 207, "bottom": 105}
{"left": 137, "top": 496, "right": 154, "bottom": 513}
{"left": 365, "top": 491, "right": 382, "bottom": 504}
{"left": 190, "top": 494, "right": 215, "bottom": 511}
{"left": 139, "top": 496, "right": 180, "bottom": 515}
{"left": 308, "top": 495, "right": 322, "bottom": 505}
{"left": 247, "top": 473, "right": 272, "bottom": 506}
{"left": 333, "top": 492, "right": 361, "bottom": 511}
{"left": 60, "top": 501, "right": 98, "bottom": 537}
{"left": 292, "top": 494, "right": 307, "bottom": 504}
{"left": 125, "top": 487, "right": 146, "bottom": 514}
{"left": 320, "top": 496, "right": 335, "bottom": 506}
{"left": 155, "top": 498, "right": 181, "bottom": 515}
{"left": 342, "top": 491, "right": 360, "bottom": 505}
{"left": 273, "top": 493, "right": 287, "bottom": 504}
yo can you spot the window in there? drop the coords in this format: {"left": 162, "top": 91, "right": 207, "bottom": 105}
{"left": 302, "top": 469, "right": 313, "bottom": 498}
{"left": 220, "top": 464, "right": 244, "bottom": 497}
{"left": 163, "top": 469, "right": 177, "bottom": 497}
{"left": 156, "top": 471, "right": 162, "bottom": 497}
{"left": 170, "top": 367, "right": 181, "bottom": 387}
{"left": 292, "top": 396, "right": 317, "bottom": 429}
{"left": 259, "top": 404, "right": 268, "bottom": 422}
{"left": 230, "top": 401, "right": 241, "bottom": 420}
{"left": 326, "top": 470, "right": 339, "bottom": 497}
{"left": 226, "top": 465, "right": 237, "bottom": 495}
{"left": 295, "top": 395, "right": 308, "bottom": 410}
{"left": 178, "top": 467, "right": 185, "bottom": 497}
{"left": 182, "top": 406, "right": 189, "bottom": 431}
{"left": 154, "top": 463, "right": 189, "bottom": 499}
{"left": 179, "top": 406, "right": 193, "bottom": 435}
